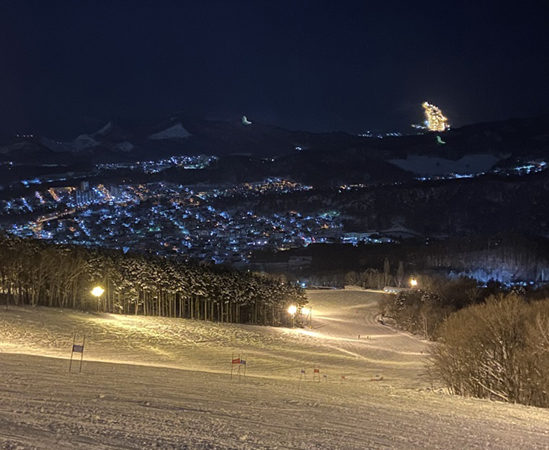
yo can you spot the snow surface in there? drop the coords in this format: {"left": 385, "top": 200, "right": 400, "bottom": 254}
{"left": 149, "top": 123, "right": 192, "bottom": 140}
{"left": 113, "top": 141, "right": 134, "bottom": 152}
{"left": 390, "top": 154, "right": 500, "bottom": 176}
{"left": 1, "top": 289, "right": 549, "bottom": 449}
{"left": 70, "top": 135, "right": 100, "bottom": 152}
{"left": 94, "top": 122, "right": 115, "bottom": 137}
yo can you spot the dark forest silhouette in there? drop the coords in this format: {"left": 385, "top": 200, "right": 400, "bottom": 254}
{"left": 0, "top": 235, "right": 306, "bottom": 326}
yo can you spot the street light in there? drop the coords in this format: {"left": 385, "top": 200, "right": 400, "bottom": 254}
{"left": 410, "top": 278, "right": 418, "bottom": 288}
{"left": 91, "top": 286, "right": 105, "bottom": 312}
{"left": 287, "top": 305, "right": 297, "bottom": 327}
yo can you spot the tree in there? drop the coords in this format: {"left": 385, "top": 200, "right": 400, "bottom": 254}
{"left": 0, "top": 235, "right": 307, "bottom": 327}
{"left": 430, "top": 294, "right": 549, "bottom": 407}
{"left": 396, "top": 261, "right": 405, "bottom": 287}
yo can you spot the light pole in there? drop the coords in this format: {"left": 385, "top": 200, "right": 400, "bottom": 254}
{"left": 91, "top": 286, "right": 105, "bottom": 312}
{"left": 287, "top": 304, "right": 297, "bottom": 328}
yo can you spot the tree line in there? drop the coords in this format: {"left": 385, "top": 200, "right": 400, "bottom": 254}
{"left": 379, "top": 275, "right": 549, "bottom": 408}
{"left": 0, "top": 235, "right": 307, "bottom": 326}
{"left": 431, "top": 294, "right": 549, "bottom": 408}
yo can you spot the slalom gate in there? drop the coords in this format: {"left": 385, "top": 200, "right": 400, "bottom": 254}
{"left": 231, "top": 352, "right": 247, "bottom": 381}
{"left": 69, "top": 333, "right": 86, "bottom": 373}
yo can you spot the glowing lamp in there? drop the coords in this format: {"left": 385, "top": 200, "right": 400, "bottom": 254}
{"left": 91, "top": 286, "right": 105, "bottom": 297}
{"left": 410, "top": 278, "right": 418, "bottom": 287}
{"left": 287, "top": 305, "right": 297, "bottom": 315}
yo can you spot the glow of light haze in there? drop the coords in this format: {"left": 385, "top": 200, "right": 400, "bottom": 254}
{"left": 422, "top": 102, "right": 449, "bottom": 132}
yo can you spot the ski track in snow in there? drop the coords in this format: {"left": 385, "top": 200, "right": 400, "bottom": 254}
{"left": 1, "top": 289, "right": 549, "bottom": 449}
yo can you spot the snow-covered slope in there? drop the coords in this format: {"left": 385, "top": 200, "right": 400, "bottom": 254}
{"left": 149, "top": 123, "right": 192, "bottom": 140}
{"left": 390, "top": 154, "right": 500, "bottom": 176}
{"left": 1, "top": 289, "right": 548, "bottom": 449}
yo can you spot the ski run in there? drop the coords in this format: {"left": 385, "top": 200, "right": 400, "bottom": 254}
{"left": 1, "top": 288, "right": 549, "bottom": 449}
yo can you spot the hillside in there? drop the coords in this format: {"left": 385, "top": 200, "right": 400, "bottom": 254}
{"left": 219, "top": 170, "right": 549, "bottom": 238}
{"left": 1, "top": 114, "right": 548, "bottom": 168}
{"left": 2, "top": 289, "right": 549, "bottom": 449}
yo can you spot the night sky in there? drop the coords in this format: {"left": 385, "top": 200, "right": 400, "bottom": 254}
{"left": 1, "top": 0, "right": 548, "bottom": 138}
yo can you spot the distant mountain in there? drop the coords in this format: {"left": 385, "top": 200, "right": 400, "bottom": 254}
{"left": 1, "top": 114, "right": 548, "bottom": 178}
{"left": 157, "top": 150, "right": 415, "bottom": 188}
{"left": 0, "top": 114, "right": 362, "bottom": 163}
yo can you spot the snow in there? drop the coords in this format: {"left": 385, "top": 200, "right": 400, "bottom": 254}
{"left": 113, "top": 141, "right": 134, "bottom": 152}
{"left": 94, "top": 122, "right": 115, "bottom": 137}
{"left": 1, "top": 289, "right": 549, "bottom": 449}
{"left": 40, "top": 138, "right": 74, "bottom": 153}
{"left": 71, "top": 134, "right": 100, "bottom": 151}
{"left": 390, "top": 154, "right": 500, "bottom": 176}
{"left": 149, "top": 123, "right": 192, "bottom": 140}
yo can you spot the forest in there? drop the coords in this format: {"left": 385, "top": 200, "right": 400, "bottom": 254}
{"left": 431, "top": 294, "right": 549, "bottom": 408}
{"left": 0, "top": 235, "right": 306, "bottom": 326}
{"left": 215, "top": 170, "right": 549, "bottom": 240}
{"left": 379, "top": 277, "right": 549, "bottom": 408}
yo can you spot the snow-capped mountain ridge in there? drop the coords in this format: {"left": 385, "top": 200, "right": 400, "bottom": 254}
{"left": 149, "top": 122, "right": 192, "bottom": 140}
{"left": 1, "top": 114, "right": 548, "bottom": 173}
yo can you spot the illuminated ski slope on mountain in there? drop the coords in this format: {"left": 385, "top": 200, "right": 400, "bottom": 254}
{"left": 1, "top": 289, "right": 549, "bottom": 449}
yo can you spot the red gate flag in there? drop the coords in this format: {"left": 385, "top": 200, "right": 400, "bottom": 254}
{"left": 232, "top": 358, "right": 241, "bottom": 364}
{"left": 314, "top": 368, "right": 319, "bottom": 374}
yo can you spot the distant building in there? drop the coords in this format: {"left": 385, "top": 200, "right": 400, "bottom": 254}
{"left": 75, "top": 188, "right": 97, "bottom": 206}
{"left": 380, "top": 226, "right": 423, "bottom": 240}
{"left": 342, "top": 232, "right": 375, "bottom": 244}
{"left": 383, "top": 286, "right": 410, "bottom": 294}
{"left": 289, "top": 256, "right": 312, "bottom": 269}
{"left": 108, "top": 184, "right": 121, "bottom": 199}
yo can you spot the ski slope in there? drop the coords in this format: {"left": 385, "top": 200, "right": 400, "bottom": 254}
{"left": 1, "top": 288, "right": 549, "bottom": 449}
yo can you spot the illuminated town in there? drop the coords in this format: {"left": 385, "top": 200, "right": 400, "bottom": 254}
{"left": 1, "top": 151, "right": 546, "bottom": 270}
{"left": 3, "top": 176, "right": 344, "bottom": 264}
{"left": 1, "top": 2, "right": 549, "bottom": 447}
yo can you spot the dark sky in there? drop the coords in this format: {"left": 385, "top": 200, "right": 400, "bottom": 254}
{"left": 1, "top": 0, "right": 548, "bottom": 138}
